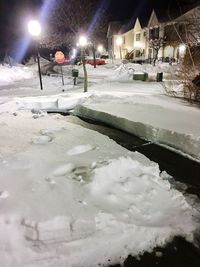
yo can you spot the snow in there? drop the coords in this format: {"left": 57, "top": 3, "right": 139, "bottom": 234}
{"left": 66, "top": 144, "right": 95, "bottom": 155}
{"left": 52, "top": 163, "right": 75, "bottom": 176}
{"left": 74, "top": 102, "right": 200, "bottom": 159}
{"left": 0, "top": 61, "right": 200, "bottom": 266}
{"left": 0, "top": 64, "right": 35, "bottom": 85}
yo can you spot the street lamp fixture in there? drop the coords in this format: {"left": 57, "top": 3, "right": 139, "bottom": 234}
{"left": 97, "top": 45, "right": 103, "bottom": 53}
{"left": 116, "top": 36, "right": 123, "bottom": 59}
{"left": 79, "top": 35, "right": 88, "bottom": 47}
{"left": 28, "top": 19, "right": 43, "bottom": 90}
{"left": 28, "top": 20, "right": 41, "bottom": 37}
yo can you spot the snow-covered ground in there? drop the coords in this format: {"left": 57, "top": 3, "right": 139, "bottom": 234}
{"left": 0, "top": 64, "right": 35, "bottom": 85}
{"left": 0, "top": 60, "right": 200, "bottom": 266}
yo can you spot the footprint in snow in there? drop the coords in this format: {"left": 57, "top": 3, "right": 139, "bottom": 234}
{"left": 52, "top": 163, "right": 75, "bottom": 177}
{"left": 0, "top": 191, "right": 9, "bottom": 199}
{"left": 40, "top": 127, "right": 66, "bottom": 137}
{"left": 32, "top": 135, "right": 53, "bottom": 145}
{"left": 66, "top": 144, "right": 95, "bottom": 156}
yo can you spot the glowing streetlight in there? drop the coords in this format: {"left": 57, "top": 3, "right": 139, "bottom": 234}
{"left": 28, "top": 20, "right": 43, "bottom": 90}
{"left": 97, "top": 45, "right": 103, "bottom": 53}
{"left": 116, "top": 36, "right": 123, "bottom": 59}
{"left": 28, "top": 20, "right": 41, "bottom": 37}
{"left": 116, "top": 36, "right": 123, "bottom": 46}
{"left": 79, "top": 35, "right": 88, "bottom": 47}
{"left": 179, "top": 44, "right": 186, "bottom": 56}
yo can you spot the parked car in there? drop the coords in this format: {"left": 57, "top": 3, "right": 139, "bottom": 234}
{"left": 86, "top": 58, "right": 106, "bottom": 65}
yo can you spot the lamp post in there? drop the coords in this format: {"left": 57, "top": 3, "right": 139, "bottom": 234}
{"left": 28, "top": 20, "right": 43, "bottom": 90}
{"left": 79, "top": 35, "right": 88, "bottom": 92}
{"left": 116, "top": 36, "right": 123, "bottom": 60}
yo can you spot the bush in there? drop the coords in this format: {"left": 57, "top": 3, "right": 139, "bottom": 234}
{"left": 181, "top": 45, "right": 200, "bottom": 102}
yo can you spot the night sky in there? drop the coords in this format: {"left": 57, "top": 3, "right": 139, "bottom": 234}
{"left": 108, "top": 0, "right": 200, "bottom": 20}
{"left": 0, "top": 0, "right": 199, "bottom": 57}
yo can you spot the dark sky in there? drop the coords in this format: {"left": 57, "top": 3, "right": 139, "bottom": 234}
{"left": 0, "top": 0, "right": 199, "bottom": 55}
{"left": 108, "top": 0, "right": 200, "bottom": 20}
{"left": 1, "top": 0, "right": 199, "bottom": 22}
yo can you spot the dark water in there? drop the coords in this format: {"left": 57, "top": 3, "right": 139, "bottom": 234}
{"left": 64, "top": 115, "right": 200, "bottom": 192}
{"left": 62, "top": 114, "right": 200, "bottom": 267}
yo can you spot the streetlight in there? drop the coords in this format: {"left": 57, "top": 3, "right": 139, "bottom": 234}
{"left": 79, "top": 36, "right": 88, "bottom": 47}
{"left": 28, "top": 20, "right": 43, "bottom": 90}
{"left": 116, "top": 36, "right": 123, "bottom": 59}
{"left": 179, "top": 44, "right": 186, "bottom": 56}
{"left": 79, "top": 35, "right": 88, "bottom": 92}
{"left": 97, "top": 45, "right": 103, "bottom": 54}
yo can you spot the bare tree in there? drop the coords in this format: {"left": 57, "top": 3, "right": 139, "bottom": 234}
{"left": 149, "top": 37, "right": 165, "bottom": 66}
{"left": 42, "top": 0, "right": 108, "bottom": 49}
{"left": 176, "top": 7, "right": 200, "bottom": 102}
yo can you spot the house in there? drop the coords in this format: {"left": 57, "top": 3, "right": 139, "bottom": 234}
{"left": 107, "top": 6, "right": 200, "bottom": 62}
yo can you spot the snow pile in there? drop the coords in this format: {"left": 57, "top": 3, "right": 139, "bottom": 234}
{"left": 89, "top": 157, "right": 196, "bottom": 230}
{"left": 107, "top": 64, "right": 135, "bottom": 82}
{"left": 106, "top": 63, "right": 180, "bottom": 82}
{"left": 0, "top": 65, "right": 35, "bottom": 85}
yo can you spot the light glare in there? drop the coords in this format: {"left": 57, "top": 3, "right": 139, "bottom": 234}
{"left": 116, "top": 36, "right": 123, "bottom": 46}
{"left": 97, "top": 45, "right": 103, "bottom": 53}
{"left": 79, "top": 36, "right": 87, "bottom": 47}
{"left": 28, "top": 20, "right": 41, "bottom": 36}
{"left": 179, "top": 44, "right": 186, "bottom": 54}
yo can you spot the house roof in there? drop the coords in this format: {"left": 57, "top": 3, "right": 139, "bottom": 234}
{"left": 119, "top": 18, "right": 137, "bottom": 34}
{"left": 175, "top": 5, "right": 200, "bottom": 22}
{"left": 107, "top": 21, "right": 122, "bottom": 37}
{"left": 107, "top": 3, "right": 200, "bottom": 38}
{"left": 107, "top": 17, "right": 137, "bottom": 37}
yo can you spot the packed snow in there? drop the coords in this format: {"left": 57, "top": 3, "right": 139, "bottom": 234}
{"left": 0, "top": 60, "right": 200, "bottom": 266}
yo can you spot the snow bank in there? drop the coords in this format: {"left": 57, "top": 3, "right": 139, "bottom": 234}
{"left": 74, "top": 104, "right": 200, "bottom": 160}
{"left": 16, "top": 94, "right": 87, "bottom": 112}
{"left": 106, "top": 63, "right": 180, "bottom": 82}
{"left": 0, "top": 65, "right": 35, "bottom": 85}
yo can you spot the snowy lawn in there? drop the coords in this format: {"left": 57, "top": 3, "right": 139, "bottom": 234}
{"left": 0, "top": 61, "right": 200, "bottom": 266}
{"left": 0, "top": 110, "right": 199, "bottom": 267}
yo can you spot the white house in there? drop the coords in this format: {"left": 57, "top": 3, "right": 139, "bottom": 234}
{"left": 107, "top": 6, "right": 199, "bottom": 62}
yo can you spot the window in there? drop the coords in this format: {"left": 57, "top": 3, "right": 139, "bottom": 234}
{"left": 149, "top": 27, "right": 159, "bottom": 39}
{"left": 136, "top": 33, "right": 141, "bottom": 41}
{"left": 143, "top": 31, "right": 146, "bottom": 37}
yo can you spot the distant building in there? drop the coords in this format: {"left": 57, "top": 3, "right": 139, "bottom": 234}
{"left": 107, "top": 6, "right": 200, "bottom": 62}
